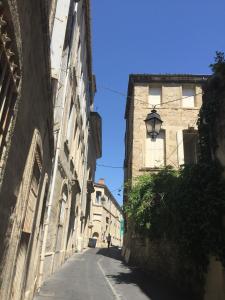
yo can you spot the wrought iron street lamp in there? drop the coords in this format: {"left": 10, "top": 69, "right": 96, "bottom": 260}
{"left": 145, "top": 109, "right": 163, "bottom": 139}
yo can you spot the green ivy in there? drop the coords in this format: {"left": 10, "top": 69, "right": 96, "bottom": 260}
{"left": 125, "top": 52, "right": 225, "bottom": 287}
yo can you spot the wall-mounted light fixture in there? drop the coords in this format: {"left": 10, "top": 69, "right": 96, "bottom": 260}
{"left": 145, "top": 109, "right": 163, "bottom": 139}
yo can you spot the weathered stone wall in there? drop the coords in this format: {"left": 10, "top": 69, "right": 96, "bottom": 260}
{"left": 127, "top": 236, "right": 203, "bottom": 299}
{"left": 0, "top": 1, "right": 53, "bottom": 299}
{"left": 41, "top": 0, "right": 97, "bottom": 283}
{"left": 123, "top": 76, "right": 207, "bottom": 299}
{"left": 131, "top": 83, "right": 202, "bottom": 179}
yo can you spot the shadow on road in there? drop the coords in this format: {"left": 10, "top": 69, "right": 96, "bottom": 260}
{"left": 96, "top": 246, "right": 123, "bottom": 261}
{"left": 96, "top": 247, "right": 194, "bottom": 300}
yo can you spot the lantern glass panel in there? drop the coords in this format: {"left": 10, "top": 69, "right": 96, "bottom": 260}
{"left": 154, "top": 119, "right": 162, "bottom": 134}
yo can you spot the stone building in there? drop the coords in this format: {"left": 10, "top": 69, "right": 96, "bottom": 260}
{"left": 0, "top": 0, "right": 101, "bottom": 299}
{"left": 90, "top": 179, "right": 123, "bottom": 248}
{"left": 83, "top": 111, "right": 102, "bottom": 248}
{"left": 0, "top": 1, "right": 54, "bottom": 300}
{"left": 40, "top": 0, "right": 101, "bottom": 285}
{"left": 123, "top": 74, "right": 208, "bottom": 257}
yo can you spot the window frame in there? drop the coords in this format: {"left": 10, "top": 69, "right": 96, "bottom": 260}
{"left": 181, "top": 85, "right": 196, "bottom": 108}
{"left": 145, "top": 129, "right": 166, "bottom": 169}
{"left": 148, "top": 85, "right": 162, "bottom": 107}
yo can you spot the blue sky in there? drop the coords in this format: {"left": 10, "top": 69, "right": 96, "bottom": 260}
{"left": 91, "top": 0, "right": 225, "bottom": 205}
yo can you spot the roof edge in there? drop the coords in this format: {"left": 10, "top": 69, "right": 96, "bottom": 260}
{"left": 125, "top": 73, "right": 211, "bottom": 119}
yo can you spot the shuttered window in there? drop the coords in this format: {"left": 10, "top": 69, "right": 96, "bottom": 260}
{"left": 59, "top": 191, "right": 67, "bottom": 225}
{"left": 182, "top": 87, "right": 195, "bottom": 108}
{"left": 145, "top": 131, "right": 165, "bottom": 168}
{"left": 96, "top": 191, "right": 102, "bottom": 204}
{"left": 148, "top": 87, "right": 161, "bottom": 106}
{"left": 177, "top": 129, "right": 198, "bottom": 166}
{"left": 176, "top": 130, "right": 184, "bottom": 166}
{"left": 66, "top": 97, "right": 75, "bottom": 146}
{"left": 183, "top": 130, "right": 198, "bottom": 164}
{"left": 23, "top": 151, "right": 42, "bottom": 233}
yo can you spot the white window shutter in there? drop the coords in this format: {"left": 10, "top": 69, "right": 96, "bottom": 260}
{"left": 149, "top": 87, "right": 161, "bottom": 106}
{"left": 182, "top": 88, "right": 195, "bottom": 108}
{"left": 177, "top": 130, "right": 184, "bottom": 166}
{"left": 145, "top": 131, "right": 165, "bottom": 168}
{"left": 66, "top": 104, "right": 75, "bottom": 144}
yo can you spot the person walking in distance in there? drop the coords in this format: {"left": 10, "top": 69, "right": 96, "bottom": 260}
{"left": 107, "top": 233, "right": 111, "bottom": 248}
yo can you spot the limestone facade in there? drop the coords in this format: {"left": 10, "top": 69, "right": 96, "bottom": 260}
{"left": 0, "top": 1, "right": 102, "bottom": 299}
{"left": 124, "top": 74, "right": 209, "bottom": 186}
{"left": 82, "top": 111, "right": 102, "bottom": 248}
{"left": 123, "top": 74, "right": 209, "bottom": 258}
{"left": 91, "top": 179, "right": 123, "bottom": 248}
{"left": 0, "top": 1, "right": 53, "bottom": 300}
{"left": 40, "top": 0, "right": 101, "bottom": 284}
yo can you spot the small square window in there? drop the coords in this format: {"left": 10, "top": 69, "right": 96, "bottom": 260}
{"left": 182, "top": 87, "right": 195, "bottom": 108}
{"left": 149, "top": 87, "right": 161, "bottom": 106}
{"left": 96, "top": 191, "right": 102, "bottom": 204}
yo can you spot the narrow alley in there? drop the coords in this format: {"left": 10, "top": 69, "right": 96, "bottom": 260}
{"left": 34, "top": 247, "right": 188, "bottom": 300}
{"left": 0, "top": 1, "right": 225, "bottom": 300}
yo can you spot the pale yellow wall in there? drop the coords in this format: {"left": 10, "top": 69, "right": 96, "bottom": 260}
{"left": 91, "top": 185, "right": 122, "bottom": 247}
{"left": 131, "top": 83, "right": 202, "bottom": 180}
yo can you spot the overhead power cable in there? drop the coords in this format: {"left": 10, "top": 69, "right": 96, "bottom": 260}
{"left": 97, "top": 163, "right": 123, "bottom": 169}
{"left": 97, "top": 114, "right": 200, "bottom": 170}
{"left": 61, "top": 69, "right": 206, "bottom": 170}
{"left": 59, "top": 68, "right": 207, "bottom": 109}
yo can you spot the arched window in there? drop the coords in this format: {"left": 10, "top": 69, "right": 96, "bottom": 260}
{"left": 92, "top": 232, "right": 99, "bottom": 239}
{"left": 23, "top": 145, "right": 42, "bottom": 233}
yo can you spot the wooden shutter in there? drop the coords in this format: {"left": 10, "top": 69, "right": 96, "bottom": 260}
{"left": 182, "top": 87, "right": 195, "bottom": 107}
{"left": 177, "top": 130, "right": 184, "bottom": 166}
{"left": 23, "top": 156, "right": 41, "bottom": 233}
{"left": 145, "top": 131, "right": 165, "bottom": 168}
{"left": 149, "top": 87, "right": 161, "bottom": 106}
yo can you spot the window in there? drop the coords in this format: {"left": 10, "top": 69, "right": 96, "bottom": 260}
{"left": 59, "top": 190, "right": 67, "bottom": 225}
{"left": 23, "top": 147, "right": 42, "bottom": 233}
{"left": 177, "top": 129, "right": 198, "bottom": 166}
{"left": 182, "top": 87, "right": 195, "bottom": 108}
{"left": 149, "top": 87, "right": 161, "bottom": 106}
{"left": 183, "top": 130, "right": 198, "bottom": 164}
{"left": 40, "top": 176, "right": 49, "bottom": 226}
{"left": 96, "top": 191, "right": 102, "bottom": 204}
{"left": 66, "top": 97, "right": 75, "bottom": 145}
{"left": 145, "top": 130, "right": 165, "bottom": 168}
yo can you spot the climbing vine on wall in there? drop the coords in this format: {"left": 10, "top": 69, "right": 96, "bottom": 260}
{"left": 125, "top": 52, "right": 225, "bottom": 283}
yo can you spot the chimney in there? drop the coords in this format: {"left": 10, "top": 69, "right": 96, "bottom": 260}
{"left": 98, "top": 178, "right": 105, "bottom": 185}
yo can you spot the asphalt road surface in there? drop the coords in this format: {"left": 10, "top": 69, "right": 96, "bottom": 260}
{"left": 34, "top": 247, "right": 190, "bottom": 300}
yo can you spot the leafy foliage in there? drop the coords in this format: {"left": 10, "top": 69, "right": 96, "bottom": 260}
{"left": 125, "top": 52, "right": 225, "bottom": 279}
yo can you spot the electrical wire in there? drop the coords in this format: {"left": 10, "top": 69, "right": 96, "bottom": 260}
{"left": 61, "top": 67, "right": 207, "bottom": 109}
{"left": 96, "top": 114, "right": 200, "bottom": 170}
{"left": 97, "top": 163, "right": 123, "bottom": 169}
{"left": 67, "top": 68, "right": 206, "bottom": 181}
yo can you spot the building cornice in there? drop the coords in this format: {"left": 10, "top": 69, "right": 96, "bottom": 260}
{"left": 125, "top": 73, "right": 211, "bottom": 119}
